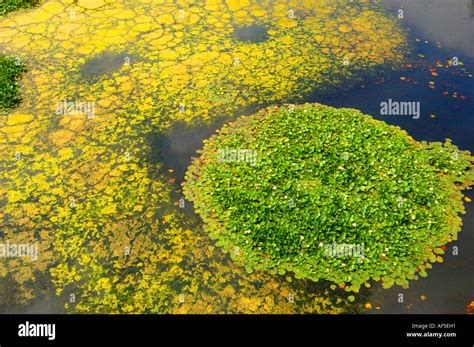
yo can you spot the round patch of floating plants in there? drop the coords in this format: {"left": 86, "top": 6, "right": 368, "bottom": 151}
{"left": 184, "top": 103, "right": 474, "bottom": 292}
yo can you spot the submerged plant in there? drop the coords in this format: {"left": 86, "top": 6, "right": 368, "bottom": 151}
{"left": 184, "top": 103, "right": 474, "bottom": 292}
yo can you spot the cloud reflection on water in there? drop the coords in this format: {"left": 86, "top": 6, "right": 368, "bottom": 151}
{"left": 384, "top": 0, "right": 474, "bottom": 57}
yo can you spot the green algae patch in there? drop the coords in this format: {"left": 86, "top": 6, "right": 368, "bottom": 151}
{"left": 183, "top": 104, "right": 474, "bottom": 292}
{"left": 0, "top": 54, "right": 26, "bottom": 112}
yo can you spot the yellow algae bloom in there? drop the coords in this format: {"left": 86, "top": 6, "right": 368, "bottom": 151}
{"left": 0, "top": 0, "right": 406, "bottom": 128}
{"left": 0, "top": 0, "right": 407, "bottom": 312}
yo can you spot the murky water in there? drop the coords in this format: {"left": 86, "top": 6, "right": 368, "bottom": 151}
{"left": 0, "top": 0, "right": 472, "bottom": 314}
{"left": 79, "top": 51, "right": 133, "bottom": 81}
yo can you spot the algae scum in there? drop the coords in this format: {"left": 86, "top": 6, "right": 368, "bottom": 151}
{"left": 0, "top": 0, "right": 472, "bottom": 314}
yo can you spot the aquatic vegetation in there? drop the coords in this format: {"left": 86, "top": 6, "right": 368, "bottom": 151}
{"left": 0, "top": 0, "right": 40, "bottom": 16}
{"left": 0, "top": 104, "right": 349, "bottom": 313}
{"left": 0, "top": 0, "right": 409, "bottom": 311}
{"left": 58, "top": 211, "right": 350, "bottom": 314}
{"left": 0, "top": 54, "right": 26, "bottom": 112}
{"left": 183, "top": 103, "right": 474, "bottom": 292}
{"left": 0, "top": 0, "right": 407, "bottom": 128}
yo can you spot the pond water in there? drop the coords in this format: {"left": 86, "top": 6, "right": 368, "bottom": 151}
{"left": 0, "top": 0, "right": 472, "bottom": 314}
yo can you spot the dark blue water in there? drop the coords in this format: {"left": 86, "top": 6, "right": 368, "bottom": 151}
{"left": 314, "top": 46, "right": 474, "bottom": 151}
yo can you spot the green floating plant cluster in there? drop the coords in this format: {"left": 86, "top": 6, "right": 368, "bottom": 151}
{"left": 0, "top": 54, "right": 26, "bottom": 112}
{"left": 184, "top": 103, "right": 474, "bottom": 292}
{"left": 0, "top": 0, "right": 39, "bottom": 16}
